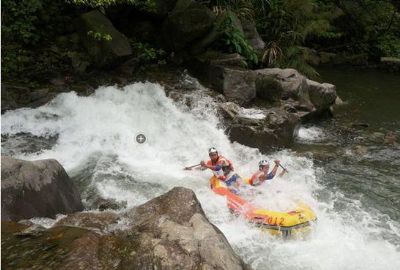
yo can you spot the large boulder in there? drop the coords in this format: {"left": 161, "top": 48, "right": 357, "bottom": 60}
{"left": 188, "top": 52, "right": 246, "bottom": 91}
{"left": 222, "top": 68, "right": 257, "bottom": 104}
{"left": 306, "top": 79, "right": 337, "bottom": 111}
{"left": 1, "top": 156, "right": 83, "bottom": 221}
{"left": 254, "top": 68, "right": 337, "bottom": 116}
{"left": 223, "top": 106, "right": 300, "bottom": 150}
{"left": 187, "top": 52, "right": 254, "bottom": 105}
{"left": 162, "top": 0, "right": 216, "bottom": 51}
{"left": 254, "top": 68, "right": 311, "bottom": 106}
{"left": 255, "top": 74, "right": 284, "bottom": 102}
{"left": 2, "top": 187, "right": 250, "bottom": 270}
{"left": 76, "top": 10, "right": 132, "bottom": 67}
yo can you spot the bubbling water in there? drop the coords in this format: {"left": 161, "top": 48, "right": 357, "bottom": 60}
{"left": 2, "top": 82, "right": 400, "bottom": 270}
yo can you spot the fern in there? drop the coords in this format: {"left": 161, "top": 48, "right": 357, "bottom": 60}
{"left": 219, "top": 11, "right": 259, "bottom": 66}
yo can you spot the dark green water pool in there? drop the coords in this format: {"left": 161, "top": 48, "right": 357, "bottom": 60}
{"left": 295, "top": 67, "right": 400, "bottom": 229}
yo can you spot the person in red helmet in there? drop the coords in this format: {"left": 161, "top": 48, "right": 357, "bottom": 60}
{"left": 200, "top": 147, "right": 242, "bottom": 193}
{"left": 249, "top": 159, "right": 286, "bottom": 186}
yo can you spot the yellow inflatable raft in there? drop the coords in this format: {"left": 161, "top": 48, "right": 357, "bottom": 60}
{"left": 210, "top": 176, "right": 317, "bottom": 237}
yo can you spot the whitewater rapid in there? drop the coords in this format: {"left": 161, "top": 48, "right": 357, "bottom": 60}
{"left": 2, "top": 81, "right": 400, "bottom": 270}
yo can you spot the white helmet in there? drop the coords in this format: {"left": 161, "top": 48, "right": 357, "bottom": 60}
{"left": 258, "top": 160, "right": 269, "bottom": 166}
{"left": 208, "top": 147, "right": 218, "bottom": 155}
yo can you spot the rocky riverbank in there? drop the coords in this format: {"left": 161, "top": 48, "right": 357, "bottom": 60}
{"left": 1, "top": 156, "right": 251, "bottom": 270}
{"left": 1, "top": 0, "right": 339, "bottom": 152}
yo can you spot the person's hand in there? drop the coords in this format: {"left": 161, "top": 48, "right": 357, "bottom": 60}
{"left": 200, "top": 160, "right": 206, "bottom": 167}
{"left": 274, "top": 160, "right": 280, "bottom": 166}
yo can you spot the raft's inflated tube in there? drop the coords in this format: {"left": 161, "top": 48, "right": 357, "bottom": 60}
{"left": 209, "top": 176, "right": 317, "bottom": 237}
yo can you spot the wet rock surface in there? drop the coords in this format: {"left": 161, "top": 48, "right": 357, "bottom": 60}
{"left": 227, "top": 107, "right": 300, "bottom": 151}
{"left": 1, "top": 156, "right": 83, "bottom": 221}
{"left": 1, "top": 187, "right": 251, "bottom": 270}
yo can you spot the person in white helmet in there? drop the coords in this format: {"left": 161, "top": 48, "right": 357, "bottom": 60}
{"left": 249, "top": 159, "right": 286, "bottom": 186}
{"left": 200, "top": 147, "right": 242, "bottom": 193}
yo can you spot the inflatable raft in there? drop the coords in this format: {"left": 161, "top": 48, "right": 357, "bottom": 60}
{"left": 210, "top": 176, "right": 317, "bottom": 237}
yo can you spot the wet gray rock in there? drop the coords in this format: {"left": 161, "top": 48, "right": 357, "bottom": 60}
{"left": 254, "top": 68, "right": 312, "bottom": 108}
{"left": 55, "top": 211, "right": 120, "bottom": 232}
{"left": 190, "top": 60, "right": 337, "bottom": 114}
{"left": 222, "top": 68, "right": 257, "bottom": 104}
{"left": 1, "top": 156, "right": 83, "bottom": 221}
{"left": 255, "top": 73, "right": 284, "bottom": 102}
{"left": 86, "top": 193, "right": 127, "bottom": 211}
{"left": 2, "top": 187, "right": 251, "bottom": 270}
{"left": 306, "top": 79, "right": 337, "bottom": 112}
{"left": 218, "top": 102, "right": 241, "bottom": 120}
{"left": 228, "top": 108, "right": 300, "bottom": 151}
{"left": 187, "top": 51, "right": 246, "bottom": 94}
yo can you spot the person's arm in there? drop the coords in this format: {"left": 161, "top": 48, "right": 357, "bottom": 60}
{"left": 278, "top": 168, "right": 287, "bottom": 177}
{"left": 200, "top": 161, "right": 226, "bottom": 180}
{"left": 266, "top": 160, "right": 280, "bottom": 180}
{"left": 200, "top": 160, "right": 219, "bottom": 171}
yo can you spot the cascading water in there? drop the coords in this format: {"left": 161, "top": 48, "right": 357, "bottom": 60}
{"left": 2, "top": 79, "right": 400, "bottom": 270}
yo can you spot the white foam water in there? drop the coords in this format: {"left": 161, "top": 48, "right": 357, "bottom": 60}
{"left": 239, "top": 108, "right": 266, "bottom": 120}
{"left": 297, "top": 126, "right": 327, "bottom": 143}
{"left": 2, "top": 82, "right": 400, "bottom": 270}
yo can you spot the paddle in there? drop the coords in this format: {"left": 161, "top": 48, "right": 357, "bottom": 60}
{"left": 278, "top": 163, "right": 289, "bottom": 173}
{"left": 184, "top": 163, "right": 201, "bottom": 170}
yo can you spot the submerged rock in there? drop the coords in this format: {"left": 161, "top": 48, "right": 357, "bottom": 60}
{"left": 384, "top": 131, "right": 397, "bottom": 145}
{"left": 1, "top": 156, "right": 83, "bottom": 221}
{"left": 2, "top": 187, "right": 250, "bottom": 270}
{"left": 85, "top": 192, "right": 127, "bottom": 211}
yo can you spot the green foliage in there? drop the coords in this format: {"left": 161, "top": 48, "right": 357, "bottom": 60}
{"left": 253, "top": 0, "right": 336, "bottom": 46}
{"left": 376, "top": 34, "right": 400, "bottom": 58}
{"left": 1, "top": 46, "right": 33, "bottom": 76}
{"left": 322, "top": 0, "right": 399, "bottom": 56}
{"left": 2, "top": 0, "right": 43, "bottom": 45}
{"left": 2, "top": 0, "right": 73, "bottom": 78}
{"left": 132, "top": 42, "right": 165, "bottom": 63}
{"left": 66, "top": 0, "right": 156, "bottom": 11}
{"left": 219, "top": 12, "right": 259, "bottom": 66}
{"left": 279, "top": 46, "right": 319, "bottom": 78}
{"left": 209, "top": 0, "right": 254, "bottom": 21}
{"left": 87, "top": 31, "right": 112, "bottom": 41}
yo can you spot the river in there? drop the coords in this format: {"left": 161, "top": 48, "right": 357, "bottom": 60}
{"left": 2, "top": 68, "right": 400, "bottom": 270}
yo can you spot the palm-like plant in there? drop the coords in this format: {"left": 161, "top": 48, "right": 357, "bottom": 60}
{"left": 262, "top": 41, "right": 283, "bottom": 66}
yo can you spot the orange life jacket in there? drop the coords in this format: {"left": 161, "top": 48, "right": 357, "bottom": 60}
{"left": 206, "top": 155, "right": 234, "bottom": 180}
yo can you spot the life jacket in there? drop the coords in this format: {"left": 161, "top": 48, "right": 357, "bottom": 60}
{"left": 207, "top": 155, "right": 234, "bottom": 180}
{"left": 249, "top": 170, "right": 266, "bottom": 186}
